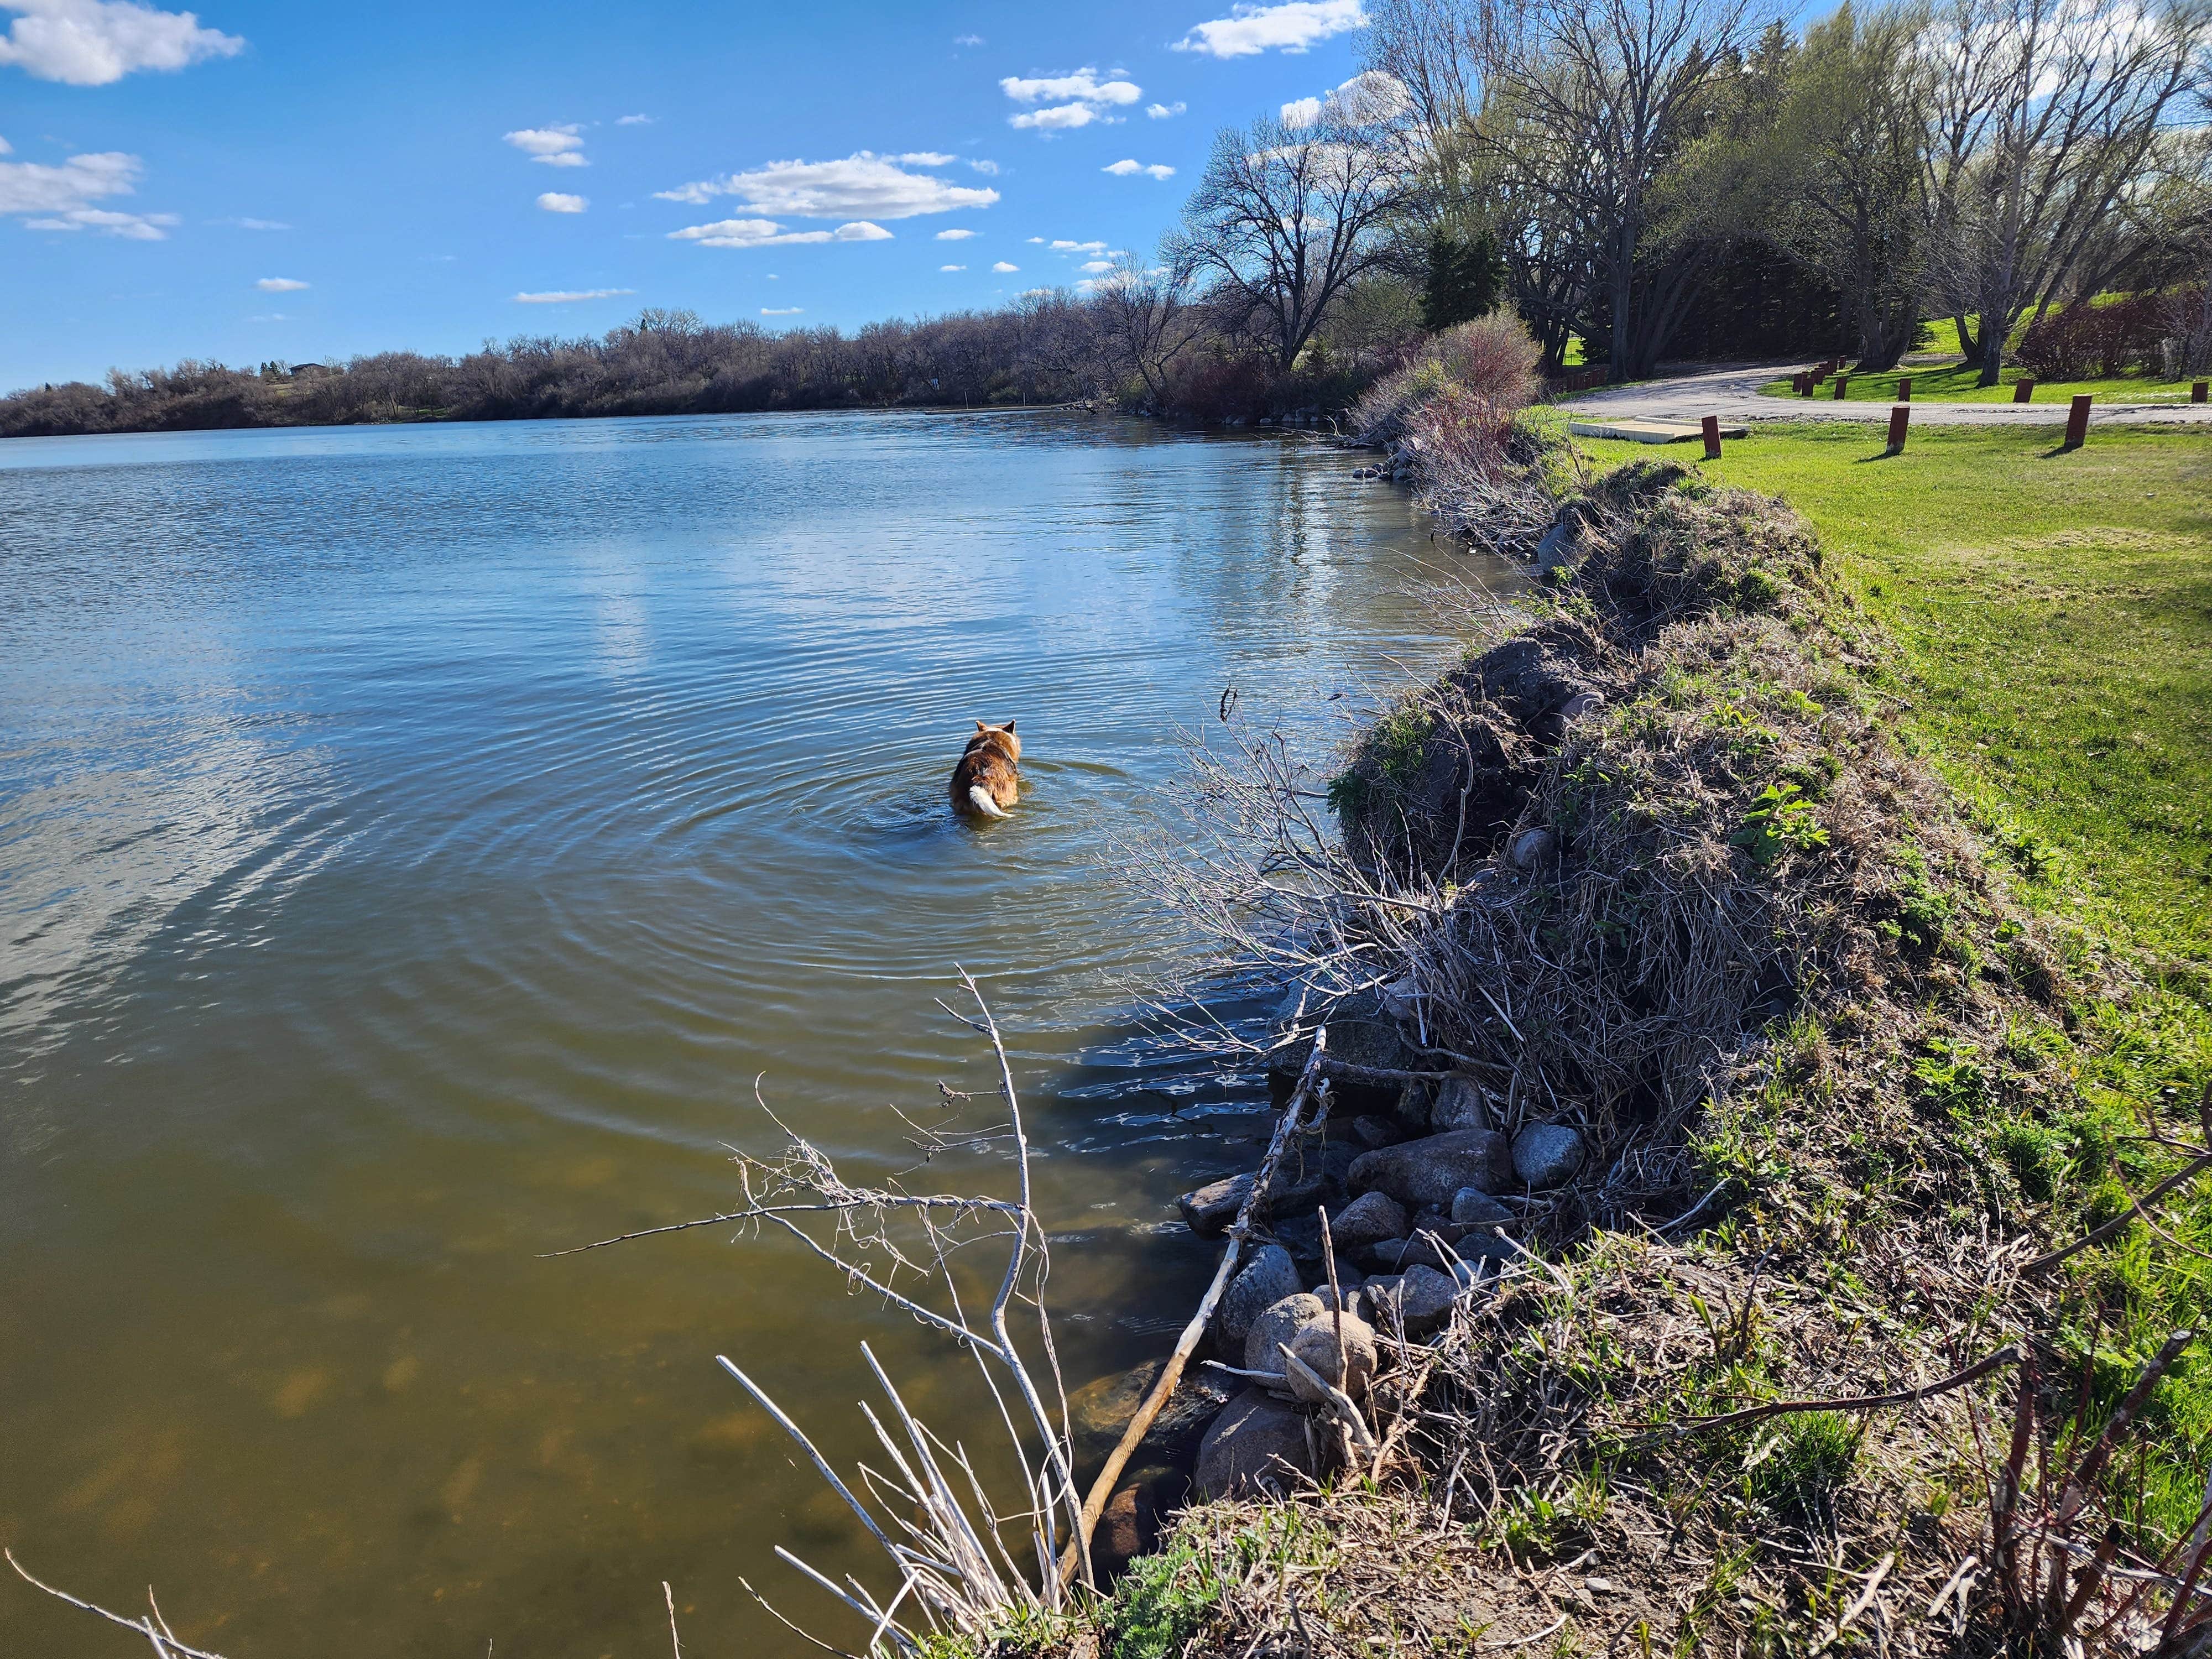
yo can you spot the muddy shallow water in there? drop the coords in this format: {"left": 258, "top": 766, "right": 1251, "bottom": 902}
{"left": 0, "top": 409, "right": 1515, "bottom": 1657}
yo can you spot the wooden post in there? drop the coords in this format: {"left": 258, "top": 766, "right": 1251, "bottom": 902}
{"left": 1887, "top": 404, "right": 1910, "bottom": 453}
{"left": 2065, "top": 394, "right": 2091, "bottom": 449}
{"left": 1897, "top": 376, "right": 1912, "bottom": 402}
{"left": 1833, "top": 375, "right": 1850, "bottom": 400}
{"left": 2013, "top": 379, "right": 2034, "bottom": 404}
{"left": 1702, "top": 414, "right": 1721, "bottom": 460}
{"left": 2194, "top": 381, "right": 2208, "bottom": 404}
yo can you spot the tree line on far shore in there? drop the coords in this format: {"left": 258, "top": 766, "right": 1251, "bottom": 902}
{"left": 5, "top": 0, "right": 2208, "bottom": 440}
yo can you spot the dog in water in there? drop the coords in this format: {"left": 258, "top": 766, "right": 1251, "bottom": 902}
{"left": 951, "top": 720, "right": 1021, "bottom": 820}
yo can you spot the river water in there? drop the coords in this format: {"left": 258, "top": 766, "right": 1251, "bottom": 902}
{"left": 0, "top": 410, "right": 1512, "bottom": 1657}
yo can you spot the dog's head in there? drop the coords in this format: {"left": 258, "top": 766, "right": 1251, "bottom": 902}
{"left": 970, "top": 719, "right": 1020, "bottom": 762}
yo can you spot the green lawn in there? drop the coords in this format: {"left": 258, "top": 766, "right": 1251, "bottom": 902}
{"left": 1756, "top": 360, "right": 2204, "bottom": 405}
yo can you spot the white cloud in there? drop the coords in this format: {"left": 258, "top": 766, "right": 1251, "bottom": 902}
{"left": 898, "top": 150, "right": 957, "bottom": 165}
{"left": 666, "top": 216, "right": 890, "bottom": 248}
{"left": 653, "top": 151, "right": 995, "bottom": 218}
{"left": 513, "top": 287, "right": 634, "bottom": 303}
{"left": 1001, "top": 66, "right": 1141, "bottom": 132}
{"left": 0, "top": 0, "right": 243, "bottom": 85}
{"left": 1147, "top": 101, "right": 1187, "bottom": 118}
{"left": 992, "top": 260, "right": 1018, "bottom": 272}
{"left": 1284, "top": 70, "right": 1411, "bottom": 126}
{"left": 940, "top": 263, "right": 966, "bottom": 271}
{"left": 1, "top": 144, "right": 141, "bottom": 213}
{"left": 1010, "top": 103, "right": 1102, "bottom": 131}
{"left": 761, "top": 305, "right": 802, "bottom": 315}
{"left": 215, "top": 214, "right": 288, "bottom": 229}
{"left": 1081, "top": 259, "right": 1113, "bottom": 272}
{"left": 615, "top": 113, "right": 652, "bottom": 125}
{"left": 935, "top": 227, "right": 977, "bottom": 240}
{"left": 0, "top": 135, "right": 9, "bottom": 152}
{"left": 1103, "top": 159, "right": 1175, "bottom": 179}
{"left": 536, "top": 191, "right": 588, "bottom": 212}
{"left": 1050, "top": 238, "right": 1108, "bottom": 252}
{"left": 1176, "top": 0, "right": 1365, "bottom": 58}
{"left": 254, "top": 275, "right": 306, "bottom": 291}
{"left": 504, "top": 125, "right": 587, "bottom": 167}
{"left": 23, "top": 205, "right": 176, "bottom": 237}
{"left": 968, "top": 158, "right": 1000, "bottom": 175}
{"left": 953, "top": 32, "right": 982, "bottom": 45}
{"left": 1000, "top": 67, "right": 1141, "bottom": 103}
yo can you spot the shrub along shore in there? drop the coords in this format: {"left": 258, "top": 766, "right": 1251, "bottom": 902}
{"left": 1031, "top": 356, "right": 2212, "bottom": 1656}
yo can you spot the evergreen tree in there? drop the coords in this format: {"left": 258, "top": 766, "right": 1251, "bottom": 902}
{"left": 1421, "top": 226, "right": 1504, "bottom": 331}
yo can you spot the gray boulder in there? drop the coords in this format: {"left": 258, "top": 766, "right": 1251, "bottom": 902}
{"left": 1068, "top": 1361, "right": 1235, "bottom": 1468}
{"left": 1392, "top": 1079, "right": 1433, "bottom": 1130}
{"left": 1391, "top": 1264, "right": 1462, "bottom": 1334}
{"left": 1351, "top": 1114, "right": 1405, "bottom": 1150}
{"left": 1176, "top": 1173, "right": 1252, "bottom": 1237}
{"left": 1327, "top": 1191, "right": 1407, "bottom": 1250}
{"left": 1509, "top": 828, "right": 1557, "bottom": 869}
{"left": 1192, "top": 1390, "right": 1318, "bottom": 1500}
{"left": 1215, "top": 1245, "right": 1302, "bottom": 1354}
{"left": 1429, "top": 1077, "right": 1489, "bottom": 1133}
{"left": 1244, "top": 1292, "right": 1328, "bottom": 1378}
{"left": 1512, "top": 1123, "right": 1588, "bottom": 1190}
{"left": 1267, "top": 1016, "right": 1412, "bottom": 1087}
{"left": 1450, "top": 1187, "right": 1514, "bottom": 1227}
{"left": 1286, "top": 1314, "right": 1378, "bottom": 1403}
{"left": 1348, "top": 1129, "right": 1513, "bottom": 1209}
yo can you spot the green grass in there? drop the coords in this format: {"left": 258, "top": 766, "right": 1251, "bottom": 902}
{"left": 1757, "top": 361, "right": 2203, "bottom": 405}
{"left": 1573, "top": 418, "right": 2212, "bottom": 1540}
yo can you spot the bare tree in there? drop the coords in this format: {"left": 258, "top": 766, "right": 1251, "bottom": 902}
{"left": 1485, "top": 0, "right": 1751, "bottom": 380}
{"left": 1922, "top": 0, "right": 2212, "bottom": 383}
{"left": 1174, "top": 106, "right": 1420, "bottom": 372}
{"left": 1091, "top": 252, "right": 1206, "bottom": 404}
{"left": 1766, "top": 2, "right": 1934, "bottom": 369}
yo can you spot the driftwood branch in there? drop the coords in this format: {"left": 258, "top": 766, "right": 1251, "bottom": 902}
{"left": 1058, "top": 1034, "right": 1332, "bottom": 1583}
{"left": 5, "top": 1551, "right": 229, "bottom": 1659}
{"left": 1664, "top": 1343, "right": 2022, "bottom": 1434}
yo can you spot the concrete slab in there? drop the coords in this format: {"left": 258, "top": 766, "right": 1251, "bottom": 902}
{"left": 1567, "top": 418, "right": 1750, "bottom": 444}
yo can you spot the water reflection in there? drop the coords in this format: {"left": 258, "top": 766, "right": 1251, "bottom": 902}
{"left": 0, "top": 411, "right": 1516, "bottom": 1657}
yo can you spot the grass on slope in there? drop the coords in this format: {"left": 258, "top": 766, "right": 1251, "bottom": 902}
{"left": 1755, "top": 360, "right": 2205, "bottom": 405}
{"left": 1574, "top": 420, "right": 2212, "bottom": 979}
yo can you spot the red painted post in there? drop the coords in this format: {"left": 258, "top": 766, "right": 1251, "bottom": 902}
{"left": 1887, "top": 404, "right": 1910, "bottom": 453}
{"left": 2013, "top": 379, "right": 2034, "bottom": 404}
{"left": 2194, "top": 381, "right": 2209, "bottom": 404}
{"left": 1897, "top": 376, "right": 1912, "bottom": 402}
{"left": 1702, "top": 414, "right": 1721, "bottom": 460}
{"left": 2065, "top": 394, "right": 2091, "bottom": 449}
{"left": 1834, "top": 375, "right": 1850, "bottom": 400}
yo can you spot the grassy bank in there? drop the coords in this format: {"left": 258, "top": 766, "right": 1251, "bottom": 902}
{"left": 1048, "top": 418, "right": 2212, "bottom": 1657}
{"left": 1755, "top": 363, "right": 2205, "bottom": 404}
{"left": 1573, "top": 421, "right": 2212, "bottom": 978}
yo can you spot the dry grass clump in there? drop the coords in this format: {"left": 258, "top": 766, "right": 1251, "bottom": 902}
{"left": 1348, "top": 312, "right": 1543, "bottom": 448}
{"left": 1325, "top": 462, "right": 2053, "bottom": 1233}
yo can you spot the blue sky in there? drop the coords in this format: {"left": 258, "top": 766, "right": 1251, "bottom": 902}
{"left": 0, "top": 0, "right": 1374, "bottom": 391}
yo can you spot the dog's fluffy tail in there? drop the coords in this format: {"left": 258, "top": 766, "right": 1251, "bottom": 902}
{"left": 967, "top": 785, "right": 1011, "bottom": 821}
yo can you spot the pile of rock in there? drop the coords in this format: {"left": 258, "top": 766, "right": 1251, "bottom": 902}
{"left": 1161, "top": 1018, "right": 1591, "bottom": 1504}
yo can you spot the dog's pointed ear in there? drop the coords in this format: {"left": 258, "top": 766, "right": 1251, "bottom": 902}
{"left": 1003, "top": 719, "right": 1015, "bottom": 733}
{"left": 975, "top": 719, "right": 988, "bottom": 732}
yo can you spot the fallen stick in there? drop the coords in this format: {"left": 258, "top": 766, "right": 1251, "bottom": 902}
{"left": 1808, "top": 1553, "right": 1893, "bottom": 1657}
{"left": 1277, "top": 1342, "right": 1376, "bottom": 1452}
{"left": 1658, "top": 1343, "right": 2020, "bottom": 1434}
{"left": 1059, "top": 1034, "right": 1331, "bottom": 1584}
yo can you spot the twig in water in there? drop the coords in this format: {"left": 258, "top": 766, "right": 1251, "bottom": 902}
{"left": 1060, "top": 1034, "right": 1332, "bottom": 1584}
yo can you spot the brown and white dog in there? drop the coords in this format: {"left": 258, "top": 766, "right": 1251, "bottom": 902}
{"left": 951, "top": 720, "right": 1020, "bottom": 820}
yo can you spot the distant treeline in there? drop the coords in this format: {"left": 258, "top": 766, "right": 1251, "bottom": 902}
{"left": 14, "top": 0, "right": 2211, "bottom": 440}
